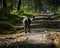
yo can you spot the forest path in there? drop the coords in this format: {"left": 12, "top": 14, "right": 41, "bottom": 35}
{"left": 0, "top": 14, "right": 59, "bottom": 48}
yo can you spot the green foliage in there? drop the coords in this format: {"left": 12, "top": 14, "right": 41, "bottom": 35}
{"left": 0, "top": 8, "right": 12, "bottom": 30}
{"left": 10, "top": 10, "right": 18, "bottom": 15}
{"left": 19, "top": 9, "right": 33, "bottom": 17}
{"left": 0, "top": 21, "right": 13, "bottom": 29}
{"left": 0, "top": 8, "right": 24, "bottom": 30}
{"left": 57, "top": 7, "right": 60, "bottom": 15}
{"left": 0, "top": 8, "right": 9, "bottom": 16}
{"left": 23, "top": 9, "right": 33, "bottom": 15}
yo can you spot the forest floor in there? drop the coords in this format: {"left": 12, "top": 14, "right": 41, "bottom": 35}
{"left": 0, "top": 31, "right": 60, "bottom": 48}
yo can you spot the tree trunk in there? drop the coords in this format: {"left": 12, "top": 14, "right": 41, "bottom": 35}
{"left": 2, "top": 0, "right": 6, "bottom": 8}
{"left": 17, "top": 0, "right": 21, "bottom": 10}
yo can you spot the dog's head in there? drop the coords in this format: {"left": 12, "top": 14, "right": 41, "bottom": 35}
{"left": 30, "top": 16, "right": 35, "bottom": 21}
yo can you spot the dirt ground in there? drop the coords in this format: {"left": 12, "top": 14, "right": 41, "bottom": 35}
{"left": 0, "top": 31, "right": 60, "bottom": 48}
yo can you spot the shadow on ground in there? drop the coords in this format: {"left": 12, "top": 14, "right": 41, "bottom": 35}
{"left": 0, "top": 41, "right": 57, "bottom": 48}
